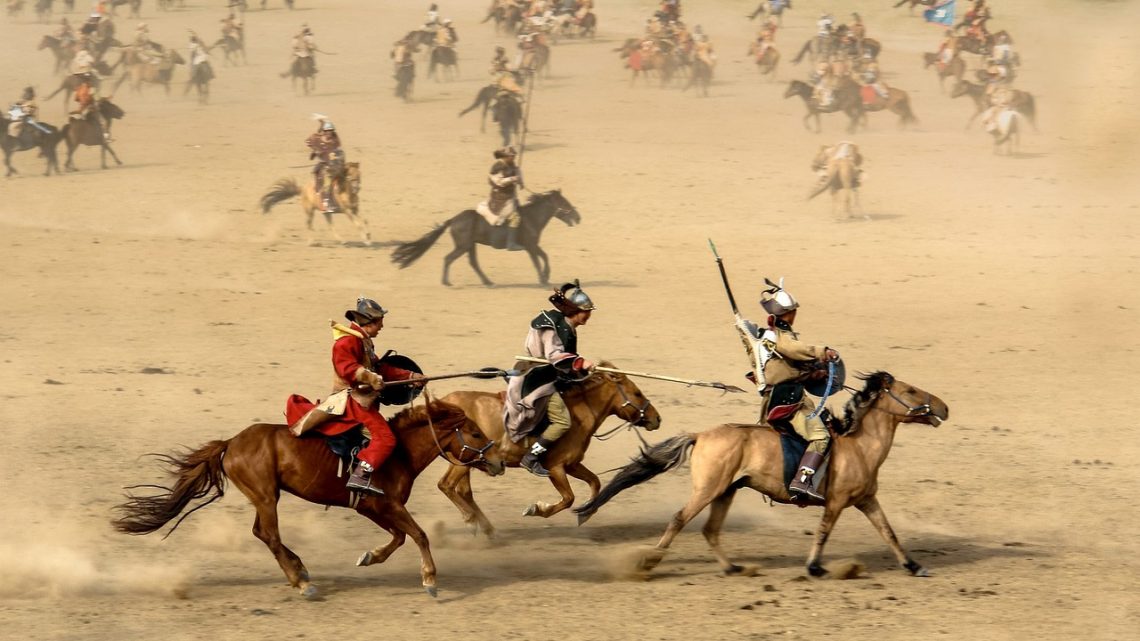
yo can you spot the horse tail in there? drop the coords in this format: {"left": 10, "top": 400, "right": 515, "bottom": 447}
{"left": 111, "top": 439, "right": 229, "bottom": 538}
{"left": 574, "top": 434, "right": 697, "bottom": 525}
{"left": 1022, "top": 94, "right": 1037, "bottom": 128}
{"left": 260, "top": 178, "right": 301, "bottom": 214}
{"left": 391, "top": 216, "right": 457, "bottom": 268}
{"left": 792, "top": 40, "right": 812, "bottom": 65}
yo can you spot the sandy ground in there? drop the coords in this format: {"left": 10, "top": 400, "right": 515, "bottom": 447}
{"left": 1, "top": 0, "right": 1138, "bottom": 639}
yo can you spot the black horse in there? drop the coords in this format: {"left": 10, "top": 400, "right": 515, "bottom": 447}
{"left": 683, "top": 59, "right": 713, "bottom": 97}
{"left": 61, "top": 98, "right": 126, "bottom": 171}
{"left": 395, "top": 61, "right": 415, "bottom": 101}
{"left": 459, "top": 71, "right": 524, "bottom": 132}
{"left": 1, "top": 118, "right": 61, "bottom": 177}
{"left": 428, "top": 45, "right": 458, "bottom": 81}
{"left": 784, "top": 79, "right": 864, "bottom": 133}
{"left": 491, "top": 93, "right": 522, "bottom": 146}
{"left": 391, "top": 190, "right": 579, "bottom": 287}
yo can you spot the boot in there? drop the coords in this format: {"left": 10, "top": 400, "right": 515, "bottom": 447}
{"left": 322, "top": 191, "right": 338, "bottom": 214}
{"left": 520, "top": 438, "right": 554, "bottom": 477}
{"left": 346, "top": 460, "right": 385, "bottom": 495}
{"left": 788, "top": 450, "right": 826, "bottom": 502}
{"left": 505, "top": 226, "right": 523, "bottom": 251}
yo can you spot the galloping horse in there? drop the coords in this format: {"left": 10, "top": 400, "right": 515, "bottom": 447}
{"left": 1, "top": 117, "right": 61, "bottom": 177}
{"left": 438, "top": 364, "right": 662, "bottom": 536}
{"left": 784, "top": 79, "right": 864, "bottom": 133}
{"left": 684, "top": 58, "right": 713, "bottom": 97}
{"left": 44, "top": 61, "right": 114, "bottom": 111}
{"left": 458, "top": 77, "right": 523, "bottom": 135}
{"left": 950, "top": 79, "right": 1037, "bottom": 131}
{"left": 282, "top": 56, "right": 316, "bottom": 95}
{"left": 38, "top": 34, "right": 73, "bottom": 74}
{"left": 113, "top": 49, "right": 185, "bottom": 95}
{"left": 259, "top": 158, "right": 370, "bottom": 245}
{"left": 923, "top": 52, "right": 966, "bottom": 92}
{"left": 395, "top": 61, "right": 415, "bottom": 101}
{"left": 391, "top": 189, "right": 579, "bottom": 287}
{"left": 213, "top": 33, "right": 246, "bottom": 66}
{"left": 428, "top": 45, "right": 458, "bottom": 81}
{"left": 808, "top": 149, "right": 861, "bottom": 219}
{"left": 576, "top": 372, "right": 949, "bottom": 578}
{"left": 185, "top": 60, "right": 214, "bottom": 104}
{"left": 61, "top": 98, "right": 125, "bottom": 171}
{"left": 112, "top": 401, "right": 504, "bottom": 599}
{"left": 859, "top": 85, "right": 918, "bottom": 128}
{"left": 748, "top": 43, "right": 780, "bottom": 78}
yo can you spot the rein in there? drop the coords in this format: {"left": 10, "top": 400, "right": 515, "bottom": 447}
{"left": 590, "top": 375, "right": 652, "bottom": 448}
{"left": 419, "top": 395, "right": 492, "bottom": 467}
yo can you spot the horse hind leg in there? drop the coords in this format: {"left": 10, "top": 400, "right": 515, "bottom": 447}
{"left": 702, "top": 479, "right": 755, "bottom": 575}
{"left": 642, "top": 463, "right": 738, "bottom": 573}
{"left": 465, "top": 243, "right": 494, "bottom": 287}
{"left": 238, "top": 487, "right": 315, "bottom": 597}
{"left": 523, "top": 464, "right": 576, "bottom": 518}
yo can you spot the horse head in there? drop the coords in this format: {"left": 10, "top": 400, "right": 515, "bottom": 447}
{"left": 392, "top": 401, "right": 505, "bottom": 476}
{"left": 98, "top": 98, "right": 125, "bottom": 120}
{"left": 547, "top": 189, "right": 580, "bottom": 227}
{"left": 595, "top": 362, "right": 662, "bottom": 431}
{"left": 841, "top": 371, "right": 949, "bottom": 432}
{"left": 784, "top": 80, "right": 810, "bottom": 99}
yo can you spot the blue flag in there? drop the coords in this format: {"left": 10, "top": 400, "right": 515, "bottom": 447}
{"left": 924, "top": 0, "right": 956, "bottom": 26}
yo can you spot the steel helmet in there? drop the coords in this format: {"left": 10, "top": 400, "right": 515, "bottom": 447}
{"left": 345, "top": 297, "right": 388, "bottom": 324}
{"left": 321, "top": 120, "right": 335, "bottom": 131}
{"left": 759, "top": 277, "right": 799, "bottom": 316}
{"left": 550, "top": 279, "right": 597, "bottom": 312}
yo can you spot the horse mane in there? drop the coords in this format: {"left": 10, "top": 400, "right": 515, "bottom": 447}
{"left": 388, "top": 400, "right": 466, "bottom": 431}
{"left": 837, "top": 371, "right": 893, "bottom": 435}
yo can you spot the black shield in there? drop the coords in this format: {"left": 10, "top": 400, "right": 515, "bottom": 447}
{"left": 377, "top": 351, "right": 425, "bottom": 406}
{"left": 803, "top": 358, "right": 846, "bottom": 397}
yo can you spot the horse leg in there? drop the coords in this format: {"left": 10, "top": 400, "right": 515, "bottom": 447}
{"left": 372, "top": 503, "right": 440, "bottom": 597}
{"left": 524, "top": 246, "right": 547, "bottom": 285}
{"left": 348, "top": 209, "right": 371, "bottom": 245}
{"left": 4, "top": 149, "right": 16, "bottom": 177}
{"left": 440, "top": 244, "right": 466, "bottom": 287}
{"left": 452, "top": 471, "right": 495, "bottom": 537}
{"left": 523, "top": 464, "right": 575, "bottom": 518}
{"left": 437, "top": 464, "right": 491, "bottom": 536}
{"left": 701, "top": 481, "right": 750, "bottom": 575}
{"left": 355, "top": 514, "right": 406, "bottom": 567}
{"left": 565, "top": 462, "right": 601, "bottom": 502}
{"left": 641, "top": 475, "right": 733, "bottom": 572}
{"left": 804, "top": 501, "right": 846, "bottom": 577}
{"left": 466, "top": 244, "right": 494, "bottom": 287}
{"left": 855, "top": 495, "right": 928, "bottom": 576}
{"left": 228, "top": 472, "right": 314, "bottom": 597}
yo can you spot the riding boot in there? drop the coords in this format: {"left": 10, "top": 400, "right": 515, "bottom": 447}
{"left": 346, "top": 460, "right": 385, "bottom": 496}
{"left": 788, "top": 450, "right": 826, "bottom": 502}
{"left": 505, "top": 225, "right": 523, "bottom": 251}
{"left": 322, "top": 188, "right": 337, "bottom": 214}
{"left": 520, "top": 437, "right": 555, "bottom": 477}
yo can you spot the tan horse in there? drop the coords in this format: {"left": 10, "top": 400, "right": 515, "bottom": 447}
{"left": 437, "top": 364, "right": 662, "bottom": 536}
{"left": 576, "top": 371, "right": 949, "bottom": 578}
{"left": 748, "top": 43, "right": 780, "bottom": 78}
{"left": 259, "top": 161, "right": 371, "bottom": 245}
{"left": 112, "top": 49, "right": 185, "bottom": 95}
{"left": 808, "top": 151, "right": 861, "bottom": 219}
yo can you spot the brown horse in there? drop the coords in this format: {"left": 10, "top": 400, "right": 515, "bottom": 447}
{"left": 784, "top": 79, "right": 865, "bottom": 133}
{"left": 950, "top": 79, "right": 1037, "bottom": 131}
{"left": 748, "top": 43, "right": 780, "bottom": 78}
{"left": 922, "top": 52, "right": 965, "bottom": 92}
{"left": 576, "top": 372, "right": 949, "bottom": 578}
{"left": 616, "top": 40, "right": 677, "bottom": 87}
{"left": 112, "top": 400, "right": 505, "bottom": 599}
{"left": 38, "top": 35, "right": 74, "bottom": 74}
{"left": 259, "top": 160, "right": 370, "bottom": 245}
{"left": 61, "top": 98, "right": 125, "bottom": 171}
{"left": 859, "top": 85, "right": 918, "bottom": 128}
{"left": 437, "top": 365, "right": 662, "bottom": 535}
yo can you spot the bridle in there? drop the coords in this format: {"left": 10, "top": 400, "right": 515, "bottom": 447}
{"left": 881, "top": 384, "right": 934, "bottom": 419}
{"left": 594, "top": 376, "right": 654, "bottom": 442}
{"left": 421, "top": 403, "right": 494, "bottom": 467}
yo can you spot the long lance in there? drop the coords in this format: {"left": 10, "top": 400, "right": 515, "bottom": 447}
{"left": 512, "top": 356, "right": 745, "bottom": 393}
{"left": 381, "top": 367, "right": 508, "bottom": 387}
{"left": 515, "top": 64, "right": 538, "bottom": 178}
{"left": 709, "top": 239, "right": 761, "bottom": 386}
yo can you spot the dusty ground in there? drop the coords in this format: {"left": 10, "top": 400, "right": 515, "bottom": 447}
{"left": 1, "top": 1, "right": 1138, "bottom": 640}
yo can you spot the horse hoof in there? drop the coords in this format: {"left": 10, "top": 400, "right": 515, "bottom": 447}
{"left": 904, "top": 559, "right": 930, "bottom": 577}
{"left": 300, "top": 584, "right": 319, "bottom": 600}
{"left": 807, "top": 563, "right": 828, "bottom": 578}
{"left": 576, "top": 512, "right": 592, "bottom": 526}
{"left": 356, "top": 551, "right": 372, "bottom": 567}
{"left": 523, "top": 504, "right": 538, "bottom": 517}
{"left": 424, "top": 585, "right": 438, "bottom": 598}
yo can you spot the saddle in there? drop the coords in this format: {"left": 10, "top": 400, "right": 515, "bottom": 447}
{"left": 286, "top": 393, "right": 369, "bottom": 476}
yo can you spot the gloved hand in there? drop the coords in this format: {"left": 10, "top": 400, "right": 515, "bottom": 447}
{"left": 354, "top": 368, "right": 385, "bottom": 391}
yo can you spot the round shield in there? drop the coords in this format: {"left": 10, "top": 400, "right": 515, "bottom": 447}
{"left": 803, "top": 358, "right": 846, "bottom": 398}
{"left": 376, "top": 351, "right": 425, "bottom": 406}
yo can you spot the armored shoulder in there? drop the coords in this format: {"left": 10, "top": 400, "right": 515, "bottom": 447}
{"left": 530, "top": 309, "right": 564, "bottom": 331}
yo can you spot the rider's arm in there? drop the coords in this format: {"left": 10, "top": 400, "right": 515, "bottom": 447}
{"left": 773, "top": 331, "right": 828, "bottom": 363}
{"left": 333, "top": 336, "right": 383, "bottom": 389}
{"left": 536, "top": 327, "right": 583, "bottom": 372}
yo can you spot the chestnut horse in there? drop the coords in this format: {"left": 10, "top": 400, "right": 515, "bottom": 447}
{"left": 923, "top": 52, "right": 965, "bottom": 92}
{"left": 576, "top": 372, "right": 949, "bottom": 578}
{"left": 259, "top": 159, "right": 370, "bottom": 245}
{"left": 112, "top": 400, "right": 505, "bottom": 599}
{"left": 859, "top": 85, "right": 918, "bottom": 128}
{"left": 437, "top": 365, "right": 662, "bottom": 536}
